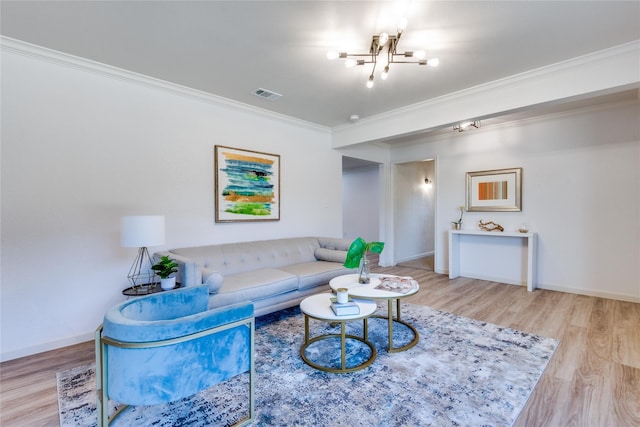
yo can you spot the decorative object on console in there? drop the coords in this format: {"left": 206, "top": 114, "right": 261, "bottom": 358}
{"left": 452, "top": 205, "right": 466, "bottom": 230}
{"left": 466, "top": 168, "right": 522, "bottom": 212}
{"left": 120, "top": 215, "right": 165, "bottom": 290}
{"left": 214, "top": 145, "right": 280, "bottom": 223}
{"left": 151, "top": 255, "right": 179, "bottom": 290}
{"left": 478, "top": 220, "right": 505, "bottom": 232}
{"left": 343, "top": 237, "right": 385, "bottom": 284}
{"left": 518, "top": 224, "right": 530, "bottom": 233}
{"left": 326, "top": 16, "right": 439, "bottom": 89}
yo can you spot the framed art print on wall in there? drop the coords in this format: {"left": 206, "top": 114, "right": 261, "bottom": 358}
{"left": 214, "top": 145, "right": 280, "bottom": 222}
{"left": 466, "top": 167, "right": 522, "bottom": 212}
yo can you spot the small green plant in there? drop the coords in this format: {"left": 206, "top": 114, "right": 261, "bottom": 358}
{"left": 343, "top": 237, "right": 385, "bottom": 269}
{"left": 152, "top": 256, "right": 178, "bottom": 279}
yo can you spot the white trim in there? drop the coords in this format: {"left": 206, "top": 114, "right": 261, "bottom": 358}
{"left": 396, "top": 251, "right": 434, "bottom": 264}
{"left": 436, "top": 270, "right": 640, "bottom": 304}
{"left": 333, "top": 40, "right": 640, "bottom": 146}
{"left": 536, "top": 284, "right": 640, "bottom": 304}
{"left": 0, "top": 332, "right": 94, "bottom": 363}
{"left": 0, "top": 36, "right": 329, "bottom": 134}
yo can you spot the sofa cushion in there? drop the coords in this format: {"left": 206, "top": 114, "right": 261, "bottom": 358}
{"left": 314, "top": 247, "right": 347, "bottom": 263}
{"left": 280, "top": 261, "right": 352, "bottom": 291}
{"left": 208, "top": 268, "right": 298, "bottom": 308}
{"left": 317, "top": 237, "right": 352, "bottom": 251}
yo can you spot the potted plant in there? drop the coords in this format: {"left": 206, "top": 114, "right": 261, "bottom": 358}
{"left": 152, "top": 255, "right": 179, "bottom": 290}
{"left": 343, "top": 237, "right": 384, "bottom": 284}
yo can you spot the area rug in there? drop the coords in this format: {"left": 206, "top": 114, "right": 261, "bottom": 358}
{"left": 58, "top": 302, "right": 558, "bottom": 426}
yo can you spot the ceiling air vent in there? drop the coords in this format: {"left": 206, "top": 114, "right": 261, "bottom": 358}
{"left": 252, "top": 88, "right": 282, "bottom": 101}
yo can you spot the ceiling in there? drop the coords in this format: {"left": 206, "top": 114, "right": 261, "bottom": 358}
{"left": 2, "top": 1, "right": 639, "bottom": 128}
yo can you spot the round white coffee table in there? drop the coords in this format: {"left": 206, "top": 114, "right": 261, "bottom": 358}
{"left": 329, "top": 273, "right": 420, "bottom": 353}
{"left": 299, "top": 293, "right": 377, "bottom": 373}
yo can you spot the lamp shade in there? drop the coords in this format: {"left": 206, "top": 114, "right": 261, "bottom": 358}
{"left": 120, "top": 215, "right": 165, "bottom": 247}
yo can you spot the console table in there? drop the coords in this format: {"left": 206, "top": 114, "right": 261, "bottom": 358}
{"left": 448, "top": 230, "right": 538, "bottom": 291}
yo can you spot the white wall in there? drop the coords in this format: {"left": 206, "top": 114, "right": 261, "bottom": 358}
{"left": 342, "top": 165, "right": 380, "bottom": 242}
{"left": 393, "top": 160, "right": 435, "bottom": 262}
{"left": 0, "top": 46, "right": 342, "bottom": 360}
{"left": 392, "top": 100, "right": 640, "bottom": 302}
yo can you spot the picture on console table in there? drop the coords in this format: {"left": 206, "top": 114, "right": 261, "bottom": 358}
{"left": 466, "top": 167, "right": 522, "bottom": 212}
{"left": 214, "top": 145, "right": 280, "bottom": 222}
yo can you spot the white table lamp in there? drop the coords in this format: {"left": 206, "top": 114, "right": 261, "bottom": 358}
{"left": 121, "top": 215, "right": 165, "bottom": 288}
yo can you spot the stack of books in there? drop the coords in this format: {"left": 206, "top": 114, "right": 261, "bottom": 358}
{"left": 330, "top": 297, "right": 360, "bottom": 316}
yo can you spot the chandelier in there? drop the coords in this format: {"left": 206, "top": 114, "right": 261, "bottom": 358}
{"left": 327, "top": 19, "right": 439, "bottom": 88}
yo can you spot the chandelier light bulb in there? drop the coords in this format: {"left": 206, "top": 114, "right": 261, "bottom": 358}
{"left": 428, "top": 58, "right": 440, "bottom": 67}
{"left": 381, "top": 65, "right": 390, "bottom": 80}
{"left": 326, "top": 50, "right": 339, "bottom": 60}
{"left": 366, "top": 75, "right": 374, "bottom": 88}
{"left": 345, "top": 58, "right": 357, "bottom": 68}
{"left": 414, "top": 50, "right": 426, "bottom": 59}
{"left": 379, "top": 32, "right": 389, "bottom": 46}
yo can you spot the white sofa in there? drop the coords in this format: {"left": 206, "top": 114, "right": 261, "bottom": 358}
{"left": 155, "top": 237, "right": 356, "bottom": 316}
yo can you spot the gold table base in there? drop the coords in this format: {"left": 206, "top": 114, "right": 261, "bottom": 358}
{"left": 372, "top": 299, "right": 419, "bottom": 353}
{"left": 300, "top": 315, "right": 376, "bottom": 373}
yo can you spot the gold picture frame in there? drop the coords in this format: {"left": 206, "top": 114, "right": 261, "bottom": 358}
{"left": 466, "top": 168, "right": 522, "bottom": 212}
{"left": 214, "top": 145, "right": 280, "bottom": 222}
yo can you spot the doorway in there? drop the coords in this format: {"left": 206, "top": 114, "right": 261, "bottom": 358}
{"left": 394, "top": 159, "right": 435, "bottom": 270}
{"left": 341, "top": 156, "right": 381, "bottom": 243}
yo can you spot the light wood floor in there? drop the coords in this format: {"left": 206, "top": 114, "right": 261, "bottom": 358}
{"left": 1, "top": 263, "right": 638, "bottom": 426}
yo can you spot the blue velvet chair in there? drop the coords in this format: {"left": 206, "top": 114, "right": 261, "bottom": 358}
{"left": 95, "top": 285, "right": 254, "bottom": 426}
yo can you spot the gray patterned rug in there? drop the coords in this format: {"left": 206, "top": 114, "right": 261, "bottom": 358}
{"left": 57, "top": 302, "right": 557, "bottom": 426}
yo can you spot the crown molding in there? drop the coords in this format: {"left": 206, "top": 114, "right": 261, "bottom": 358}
{"left": 0, "top": 36, "right": 329, "bottom": 134}
{"left": 332, "top": 40, "right": 640, "bottom": 146}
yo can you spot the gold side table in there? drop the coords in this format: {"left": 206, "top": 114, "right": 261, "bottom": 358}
{"left": 330, "top": 273, "right": 420, "bottom": 353}
{"left": 299, "top": 293, "right": 377, "bottom": 373}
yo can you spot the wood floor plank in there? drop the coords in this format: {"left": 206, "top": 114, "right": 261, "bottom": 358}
{"left": 1, "top": 261, "right": 638, "bottom": 426}
{"left": 612, "top": 362, "right": 640, "bottom": 424}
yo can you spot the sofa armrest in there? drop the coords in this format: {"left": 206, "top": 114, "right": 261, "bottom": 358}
{"left": 103, "top": 285, "right": 254, "bottom": 342}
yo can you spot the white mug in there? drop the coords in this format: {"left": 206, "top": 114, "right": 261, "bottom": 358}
{"left": 336, "top": 288, "right": 349, "bottom": 304}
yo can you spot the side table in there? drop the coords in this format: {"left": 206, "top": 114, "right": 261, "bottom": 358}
{"left": 329, "top": 274, "right": 420, "bottom": 353}
{"left": 122, "top": 283, "right": 181, "bottom": 297}
{"left": 299, "top": 293, "right": 377, "bottom": 373}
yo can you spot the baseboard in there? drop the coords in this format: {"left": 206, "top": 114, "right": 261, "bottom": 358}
{"left": 397, "top": 251, "right": 434, "bottom": 264}
{"left": 458, "top": 271, "right": 526, "bottom": 287}
{"left": 537, "top": 284, "right": 640, "bottom": 304}
{"left": 0, "top": 332, "right": 94, "bottom": 363}
{"left": 440, "top": 269, "right": 640, "bottom": 303}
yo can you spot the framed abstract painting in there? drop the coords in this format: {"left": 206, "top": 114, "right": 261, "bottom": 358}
{"left": 466, "top": 168, "right": 522, "bottom": 212}
{"left": 214, "top": 145, "right": 280, "bottom": 222}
